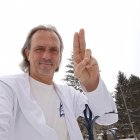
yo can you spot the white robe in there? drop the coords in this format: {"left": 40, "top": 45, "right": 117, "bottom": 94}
{"left": 0, "top": 73, "right": 118, "bottom": 140}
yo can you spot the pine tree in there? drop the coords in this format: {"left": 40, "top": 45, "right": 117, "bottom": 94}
{"left": 128, "top": 75, "right": 140, "bottom": 138}
{"left": 115, "top": 71, "right": 131, "bottom": 138}
{"left": 115, "top": 71, "right": 140, "bottom": 139}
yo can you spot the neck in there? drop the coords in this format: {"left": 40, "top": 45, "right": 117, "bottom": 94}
{"left": 30, "top": 74, "right": 53, "bottom": 85}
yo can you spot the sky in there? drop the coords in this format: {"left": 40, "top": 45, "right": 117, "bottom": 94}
{"left": 0, "top": 0, "right": 140, "bottom": 92}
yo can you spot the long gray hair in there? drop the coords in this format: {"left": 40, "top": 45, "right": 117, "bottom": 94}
{"left": 20, "top": 25, "right": 64, "bottom": 72}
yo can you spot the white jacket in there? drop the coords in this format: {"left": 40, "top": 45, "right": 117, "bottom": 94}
{"left": 0, "top": 73, "right": 118, "bottom": 140}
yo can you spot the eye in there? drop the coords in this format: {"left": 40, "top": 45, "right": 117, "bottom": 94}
{"left": 50, "top": 47, "right": 59, "bottom": 53}
{"left": 35, "top": 46, "right": 45, "bottom": 52}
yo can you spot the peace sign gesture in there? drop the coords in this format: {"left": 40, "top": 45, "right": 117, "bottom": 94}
{"left": 73, "top": 29, "right": 100, "bottom": 92}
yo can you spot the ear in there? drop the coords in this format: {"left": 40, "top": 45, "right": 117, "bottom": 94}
{"left": 24, "top": 48, "right": 30, "bottom": 61}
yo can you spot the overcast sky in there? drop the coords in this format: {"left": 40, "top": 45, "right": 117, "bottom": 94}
{"left": 0, "top": 0, "right": 140, "bottom": 92}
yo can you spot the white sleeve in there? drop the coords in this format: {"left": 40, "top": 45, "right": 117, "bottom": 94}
{"left": 0, "top": 81, "right": 14, "bottom": 140}
{"left": 85, "top": 78, "right": 118, "bottom": 125}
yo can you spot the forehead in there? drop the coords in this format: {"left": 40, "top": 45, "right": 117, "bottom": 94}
{"left": 30, "top": 30, "right": 60, "bottom": 45}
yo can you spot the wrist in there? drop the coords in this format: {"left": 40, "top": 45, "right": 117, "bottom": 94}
{"left": 82, "top": 74, "right": 100, "bottom": 92}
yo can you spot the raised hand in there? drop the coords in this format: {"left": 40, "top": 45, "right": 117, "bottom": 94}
{"left": 73, "top": 29, "right": 100, "bottom": 92}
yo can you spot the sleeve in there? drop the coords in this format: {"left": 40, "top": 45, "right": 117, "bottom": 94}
{"left": 72, "top": 89, "right": 88, "bottom": 118}
{"left": 0, "top": 81, "right": 14, "bottom": 140}
{"left": 84, "top": 78, "right": 118, "bottom": 125}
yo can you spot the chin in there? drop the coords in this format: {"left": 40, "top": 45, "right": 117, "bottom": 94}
{"left": 38, "top": 69, "right": 55, "bottom": 76}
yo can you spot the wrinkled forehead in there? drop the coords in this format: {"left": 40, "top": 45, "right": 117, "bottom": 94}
{"left": 30, "top": 30, "right": 61, "bottom": 46}
{"left": 31, "top": 30, "right": 60, "bottom": 41}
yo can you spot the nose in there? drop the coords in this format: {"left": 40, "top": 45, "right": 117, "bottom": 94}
{"left": 42, "top": 50, "right": 52, "bottom": 59}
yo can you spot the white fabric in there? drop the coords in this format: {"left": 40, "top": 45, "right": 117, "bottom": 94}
{"left": 29, "top": 77, "right": 69, "bottom": 140}
{"left": 0, "top": 73, "right": 118, "bottom": 140}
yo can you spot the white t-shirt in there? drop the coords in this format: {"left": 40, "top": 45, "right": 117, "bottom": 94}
{"left": 29, "top": 77, "right": 70, "bottom": 140}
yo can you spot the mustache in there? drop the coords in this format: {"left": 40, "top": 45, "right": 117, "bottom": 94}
{"left": 39, "top": 59, "right": 53, "bottom": 65}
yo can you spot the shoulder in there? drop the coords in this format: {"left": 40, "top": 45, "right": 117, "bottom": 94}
{"left": 0, "top": 73, "right": 28, "bottom": 87}
{"left": 0, "top": 73, "right": 27, "bottom": 80}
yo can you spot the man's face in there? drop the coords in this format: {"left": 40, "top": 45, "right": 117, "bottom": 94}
{"left": 25, "top": 30, "right": 61, "bottom": 81}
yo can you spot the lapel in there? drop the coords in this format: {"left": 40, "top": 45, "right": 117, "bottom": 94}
{"left": 54, "top": 83, "right": 84, "bottom": 140}
{"left": 1, "top": 73, "right": 58, "bottom": 140}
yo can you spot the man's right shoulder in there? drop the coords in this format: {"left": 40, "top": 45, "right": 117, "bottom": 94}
{"left": 0, "top": 73, "right": 28, "bottom": 85}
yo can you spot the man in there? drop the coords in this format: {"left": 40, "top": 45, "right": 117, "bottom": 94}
{"left": 0, "top": 25, "right": 118, "bottom": 140}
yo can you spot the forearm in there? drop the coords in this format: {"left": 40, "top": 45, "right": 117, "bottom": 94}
{"left": 84, "top": 78, "right": 118, "bottom": 125}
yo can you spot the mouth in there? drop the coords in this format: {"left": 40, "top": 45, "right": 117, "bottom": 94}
{"left": 39, "top": 62, "right": 53, "bottom": 65}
